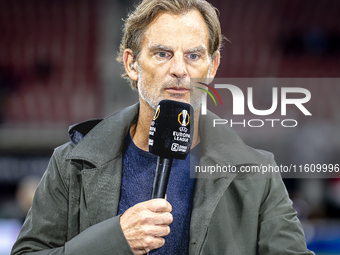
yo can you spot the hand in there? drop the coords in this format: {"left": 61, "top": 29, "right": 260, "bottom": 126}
{"left": 119, "top": 199, "right": 173, "bottom": 255}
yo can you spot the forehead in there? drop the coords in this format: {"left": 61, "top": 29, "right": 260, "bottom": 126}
{"left": 142, "top": 10, "right": 210, "bottom": 51}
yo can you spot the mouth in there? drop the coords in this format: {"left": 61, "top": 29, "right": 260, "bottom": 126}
{"left": 165, "top": 87, "right": 190, "bottom": 94}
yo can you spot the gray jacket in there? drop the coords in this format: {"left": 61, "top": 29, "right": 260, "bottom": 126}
{"left": 11, "top": 103, "right": 314, "bottom": 255}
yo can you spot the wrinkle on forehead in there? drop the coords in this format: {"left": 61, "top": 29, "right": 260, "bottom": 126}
{"left": 142, "top": 10, "right": 210, "bottom": 53}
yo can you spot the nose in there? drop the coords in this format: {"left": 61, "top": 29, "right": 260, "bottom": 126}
{"left": 169, "top": 53, "right": 187, "bottom": 79}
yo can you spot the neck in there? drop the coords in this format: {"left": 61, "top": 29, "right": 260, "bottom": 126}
{"left": 131, "top": 100, "right": 201, "bottom": 151}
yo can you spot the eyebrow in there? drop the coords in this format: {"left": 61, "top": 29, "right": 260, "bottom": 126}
{"left": 148, "top": 44, "right": 173, "bottom": 52}
{"left": 186, "top": 46, "right": 207, "bottom": 54}
{"left": 148, "top": 44, "right": 207, "bottom": 54}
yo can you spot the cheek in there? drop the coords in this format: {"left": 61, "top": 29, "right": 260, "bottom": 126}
{"left": 141, "top": 73, "right": 156, "bottom": 87}
{"left": 139, "top": 63, "right": 160, "bottom": 81}
{"left": 139, "top": 72, "right": 160, "bottom": 92}
{"left": 189, "top": 58, "right": 211, "bottom": 74}
{"left": 189, "top": 65, "right": 210, "bottom": 78}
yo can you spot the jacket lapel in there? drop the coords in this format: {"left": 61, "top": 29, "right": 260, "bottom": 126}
{"left": 66, "top": 103, "right": 140, "bottom": 224}
{"left": 81, "top": 156, "right": 123, "bottom": 225}
{"left": 189, "top": 167, "right": 237, "bottom": 254}
{"left": 189, "top": 111, "right": 258, "bottom": 254}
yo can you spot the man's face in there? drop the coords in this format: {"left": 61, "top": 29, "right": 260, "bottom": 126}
{"left": 136, "top": 10, "right": 218, "bottom": 110}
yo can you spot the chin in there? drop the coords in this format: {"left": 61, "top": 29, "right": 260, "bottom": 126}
{"left": 166, "top": 93, "right": 188, "bottom": 101}
{"left": 143, "top": 94, "right": 200, "bottom": 111}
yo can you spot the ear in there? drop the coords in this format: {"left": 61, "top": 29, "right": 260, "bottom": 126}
{"left": 123, "top": 49, "right": 138, "bottom": 81}
{"left": 208, "top": 51, "right": 220, "bottom": 78}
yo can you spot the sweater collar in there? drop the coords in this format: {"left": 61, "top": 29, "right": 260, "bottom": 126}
{"left": 66, "top": 103, "right": 258, "bottom": 167}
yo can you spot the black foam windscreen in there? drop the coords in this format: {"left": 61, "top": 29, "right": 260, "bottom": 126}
{"left": 148, "top": 100, "right": 194, "bottom": 160}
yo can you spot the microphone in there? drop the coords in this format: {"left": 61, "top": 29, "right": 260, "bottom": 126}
{"left": 148, "top": 100, "right": 194, "bottom": 199}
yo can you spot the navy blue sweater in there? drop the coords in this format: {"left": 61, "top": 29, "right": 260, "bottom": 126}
{"left": 118, "top": 134, "right": 198, "bottom": 254}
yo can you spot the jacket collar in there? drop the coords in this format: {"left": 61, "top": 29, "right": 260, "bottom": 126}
{"left": 66, "top": 103, "right": 258, "bottom": 167}
{"left": 66, "top": 103, "right": 139, "bottom": 166}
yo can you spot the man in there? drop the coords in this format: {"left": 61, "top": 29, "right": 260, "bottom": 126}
{"left": 12, "top": 0, "right": 314, "bottom": 254}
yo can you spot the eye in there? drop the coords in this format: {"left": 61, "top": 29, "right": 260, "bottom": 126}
{"left": 189, "top": 53, "right": 199, "bottom": 60}
{"left": 157, "top": 52, "right": 167, "bottom": 58}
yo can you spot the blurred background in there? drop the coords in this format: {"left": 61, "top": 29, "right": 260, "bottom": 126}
{"left": 0, "top": 0, "right": 339, "bottom": 254}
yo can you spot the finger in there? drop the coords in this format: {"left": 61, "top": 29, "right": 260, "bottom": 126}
{"left": 135, "top": 236, "right": 165, "bottom": 252}
{"left": 148, "top": 237, "right": 166, "bottom": 250}
{"left": 145, "top": 199, "right": 172, "bottom": 213}
{"left": 132, "top": 236, "right": 165, "bottom": 254}
{"left": 143, "top": 225, "right": 171, "bottom": 237}
{"left": 152, "top": 212, "right": 173, "bottom": 225}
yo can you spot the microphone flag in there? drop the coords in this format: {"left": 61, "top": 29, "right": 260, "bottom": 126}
{"left": 148, "top": 100, "right": 194, "bottom": 160}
